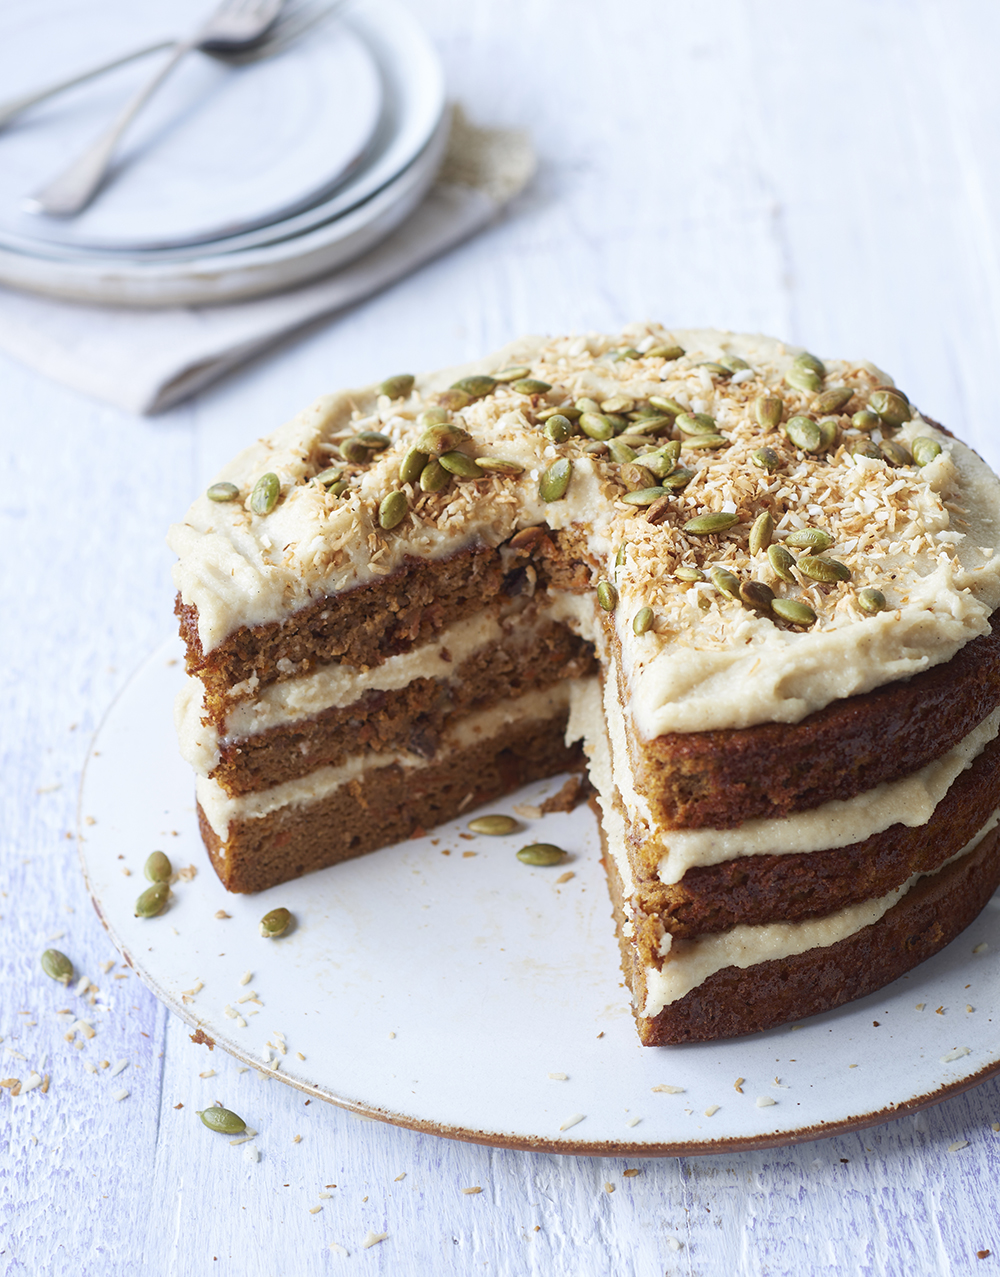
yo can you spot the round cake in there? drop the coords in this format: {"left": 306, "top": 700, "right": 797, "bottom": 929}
{"left": 169, "top": 325, "right": 1000, "bottom": 1043}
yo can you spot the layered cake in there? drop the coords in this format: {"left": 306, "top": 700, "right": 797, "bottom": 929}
{"left": 170, "top": 326, "right": 1000, "bottom": 1043}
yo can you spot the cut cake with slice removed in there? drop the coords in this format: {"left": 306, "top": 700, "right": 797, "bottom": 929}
{"left": 169, "top": 325, "right": 1000, "bottom": 1043}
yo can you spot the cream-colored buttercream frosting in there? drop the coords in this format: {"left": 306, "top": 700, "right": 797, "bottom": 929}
{"left": 169, "top": 325, "right": 1000, "bottom": 736}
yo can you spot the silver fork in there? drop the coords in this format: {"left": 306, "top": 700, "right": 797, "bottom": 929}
{"left": 24, "top": 0, "right": 285, "bottom": 218}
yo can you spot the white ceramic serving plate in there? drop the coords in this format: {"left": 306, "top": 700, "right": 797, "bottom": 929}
{"left": 0, "top": 108, "right": 450, "bottom": 306}
{"left": 0, "top": 0, "right": 383, "bottom": 252}
{"left": 0, "top": 0, "right": 446, "bottom": 265}
{"left": 78, "top": 639, "right": 1000, "bottom": 1156}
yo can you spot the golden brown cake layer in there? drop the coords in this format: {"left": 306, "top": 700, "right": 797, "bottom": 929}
{"left": 628, "top": 734, "right": 1000, "bottom": 939}
{"left": 605, "top": 820, "right": 1000, "bottom": 1045}
{"left": 210, "top": 622, "right": 596, "bottom": 796}
{"left": 199, "top": 713, "right": 583, "bottom": 893}
{"left": 634, "top": 626, "right": 1000, "bottom": 830}
{"left": 177, "top": 528, "right": 594, "bottom": 718}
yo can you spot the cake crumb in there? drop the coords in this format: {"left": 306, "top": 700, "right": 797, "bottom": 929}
{"left": 462, "top": 1186, "right": 482, "bottom": 1195}
{"left": 215, "top": 911, "right": 230, "bottom": 920}
{"left": 394, "top": 1173, "right": 406, "bottom": 1182}
{"left": 941, "top": 1047, "right": 971, "bottom": 1063}
{"left": 625, "top": 1116, "right": 641, "bottom": 1128}
{"left": 329, "top": 1243, "right": 349, "bottom": 1256}
{"left": 651, "top": 1084, "right": 684, "bottom": 1094}
{"left": 513, "top": 803, "right": 543, "bottom": 820}
{"left": 548, "top": 1072, "right": 568, "bottom": 1081}
{"left": 967, "top": 1005, "right": 975, "bottom": 1013}
{"left": 666, "top": 1238, "right": 683, "bottom": 1252}
{"left": 604, "top": 1182, "right": 615, "bottom": 1194}
{"left": 555, "top": 872, "right": 575, "bottom": 885}
{"left": 935, "top": 1007, "right": 945, "bottom": 1015}
{"left": 623, "top": 1169, "right": 640, "bottom": 1177}
{"left": 239, "top": 971, "right": 253, "bottom": 986}
{"left": 362, "top": 1231, "right": 387, "bottom": 1249}
{"left": 977, "top": 1250, "right": 991, "bottom": 1260}
{"left": 973, "top": 943, "right": 989, "bottom": 954}
{"left": 99, "top": 960, "right": 115, "bottom": 974}
{"left": 734, "top": 1077, "right": 744, "bottom": 1093}
{"left": 539, "top": 775, "right": 591, "bottom": 814}
{"left": 916, "top": 1003, "right": 926, "bottom": 1011}
{"left": 292, "top": 1135, "right": 301, "bottom": 1144}
{"left": 559, "top": 1113, "right": 585, "bottom": 1131}
{"left": 705, "top": 1105, "right": 720, "bottom": 1116}
{"left": 948, "top": 1140, "right": 970, "bottom": 1152}
{"left": 388, "top": 1032, "right": 395, "bottom": 1040}
{"left": 198, "top": 1070, "right": 215, "bottom": 1079}
{"left": 308, "top": 1205, "right": 323, "bottom": 1214}
{"left": 756, "top": 1096, "right": 776, "bottom": 1108}
{"left": 462, "top": 851, "right": 476, "bottom": 858}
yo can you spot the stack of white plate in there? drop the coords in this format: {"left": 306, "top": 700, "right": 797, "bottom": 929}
{"left": 0, "top": 0, "right": 446, "bottom": 306}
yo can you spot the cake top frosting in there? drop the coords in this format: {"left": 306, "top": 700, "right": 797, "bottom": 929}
{"left": 169, "top": 324, "right": 1000, "bottom": 735}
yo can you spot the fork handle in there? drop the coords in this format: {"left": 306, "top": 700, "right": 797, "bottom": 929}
{"left": 0, "top": 42, "right": 173, "bottom": 131}
{"left": 24, "top": 37, "right": 199, "bottom": 217}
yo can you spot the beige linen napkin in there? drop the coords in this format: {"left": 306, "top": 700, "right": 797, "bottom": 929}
{"left": 0, "top": 113, "right": 534, "bottom": 414}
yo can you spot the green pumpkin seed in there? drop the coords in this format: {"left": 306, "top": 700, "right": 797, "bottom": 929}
{"left": 630, "top": 414, "right": 674, "bottom": 436}
{"left": 645, "top": 495, "right": 673, "bottom": 525}
{"left": 544, "top": 415, "right": 573, "bottom": 443}
{"left": 633, "top": 606, "right": 654, "bottom": 635}
{"left": 621, "top": 486, "right": 667, "bottom": 506}
{"left": 378, "top": 489, "right": 409, "bottom": 529}
{"left": 755, "top": 397, "right": 784, "bottom": 431}
{"left": 379, "top": 374, "right": 415, "bottom": 400}
{"left": 911, "top": 437, "right": 943, "bottom": 467}
{"left": 41, "top": 948, "right": 73, "bottom": 984}
{"left": 684, "top": 512, "right": 739, "bottom": 535}
{"left": 315, "top": 466, "right": 344, "bottom": 488}
{"left": 710, "top": 565, "right": 741, "bottom": 600}
{"left": 772, "top": 598, "right": 817, "bottom": 626}
{"left": 144, "top": 851, "right": 172, "bottom": 883}
{"left": 858, "top": 587, "right": 887, "bottom": 614}
{"left": 539, "top": 458, "right": 572, "bottom": 501}
{"left": 476, "top": 457, "right": 524, "bottom": 475}
{"left": 420, "top": 459, "right": 450, "bottom": 492}
{"left": 579, "top": 412, "right": 615, "bottom": 441}
{"left": 467, "top": 814, "right": 518, "bottom": 835}
{"left": 793, "top": 351, "right": 826, "bottom": 376}
{"left": 785, "top": 416, "right": 822, "bottom": 452}
{"left": 597, "top": 580, "right": 618, "bottom": 611}
{"left": 436, "top": 388, "right": 472, "bottom": 411}
{"left": 601, "top": 394, "right": 634, "bottom": 414}
{"left": 646, "top": 344, "right": 684, "bottom": 361}
{"left": 538, "top": 404, "right": 581, "bottom": 421}
{"left": 785, "top": 527, "right": 833, "bottom": 550}
{"left": 719, "top": 354, "right": 750, "bottom": 372}
{"left": 798, "top": 555, "right": 851, "bottom": 583}
{"left": 492, "top": 366, "right": 531, "bottom": 383}
{"left": 684, "top": 434, "right": 728, "bottom": 450}
{"left": 751, "top": 446, "right": 782, "bottom": 472}
{"left": 850, "top": 437, "right": 882, "bottom": 459}
{"left": 660, "top": 467, "right": 695, "bottom": 490}
{"left": 812, "top": 387, "right": 854, "bottom": 415}
{"left": 817, "top": 418, "right": 839, "bottom": 449}
{"left": 516, "top": 844, "right": 567, "bottom": 866}
{"left": 615, "top": 544, "right": 627, "bottom": 568}
{"left": 697, "top": 361, "right": 731, "bottom": 377}
{"left": 576, "top": 397, "right": 602, "bottom": 413}
{"left": 740, "top": 580, "right": 775, "bottom": 611}
{"left": 749, "top": 510, "right": 774, "bottom": 555}
{"left": 852, "top": 409, "right": 880, "bottom": 433}
{"left": 648, "top": 395, "right": 685, "bottom": 416}
{"left": 676, "top": 412, "right": 718, "bottom": 436}
{"left": 260, "top": 907, "right": 292, "bottom": 938}
{"left": 512, "top": 378, "right": 552, "bottom": 395}
{"left": 249, "top": 472, "right": 280, "bottom": 516}
{"left": 419, "top": 407, "right": 451, "bottom": 426}
{"left": 767, "top": 543, "right": 797, "bottom": 582}
{"left": 583, "top": 441, "right": 608, "bottom": 456}
{"left": 416, "top": 422, "right": 471, "bottom": 454}
{"left": 207, "top": 482, "right": 239, "bottom": 503}
{"left": 643, "top": 450, "right": 676, "bottom": 479}
{"left": 135, "top": 882, "right": 168, "bottom": 918}
{"left": 604, "top": 413, "right": 630, "bottom": 434}
{"left": 327, "top": 480, "right": 349, "bottom": 498}
{"left": 439, "top": 451, "right": 485, "bottom": 478}
{"left": 869, "top": 389, "right": 911, "bottom": 427}
{"left": 608, "top": 439, "right": 637, "bottom": 464}
{"left": 784, "top": 365, "right": 823, "bottom": 394}
{"left": 880, "top": 440, "right": 912, "bottom": 467}
{"left": 357, "top": 431, "right": 391, "bottom": 450}
{"left": 399, "top": 447, "right": 429, "bottom": 485}
{"left": 675, "top": 565, "right": 706, "bottom": 581}
{"left": 620, "top": 463, "right": 657, "bottom": 491}
{"left": 339, "top": 437, "right": 370, "bottom": 464}
{"left": 451, "top": 375, "right": 497, "bottom": 400}
{"left": 611, "top": 347, "right": 641, "bottom": 361}
{"left": 198, "top": 1107, "right": 246, "bottom": 1135}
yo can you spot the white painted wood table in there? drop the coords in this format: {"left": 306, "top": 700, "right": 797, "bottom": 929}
{"left": 4, "top": 1, "right": 1000, "bottom": 1273}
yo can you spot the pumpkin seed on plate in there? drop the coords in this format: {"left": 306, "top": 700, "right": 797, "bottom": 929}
{"left": 539, "top": 458, "right": 572, "bottom": 501}
{"left": 249, "top": 472, "right": 280, "bottom": 516}
{"left": 675, "top": 564, "right": 705, "bottom": 581}
{"left": 610, "top": 347, "right": 641, "bottom": 361}
{"left": 645, "top": 495, "right": 673, "bottom": 524}
{"left": 596, "top": 580, "right": 618, "bottom": 611}
{"left": 260, "top": 907, "right": 292, "bottom": 938}
{"left": 144, "top": 851, "right": 172, "bottom": 883}
{"left": 646, "top": 344, "right": 685, "bottom": 361}
{"left": 869, "top": 389, "right": 911, "bottom": 427}
{"left": 880, "top": 440, "right": 912, "bottom": 467}
{"left": 579, "top": 412, "right": 615, "bottom": 441}
{"left": 851, "top": 409, "right": 880, "bottom": 433}
{"left": 419, "top": 407, "right": 451, "bottom": 427}
{"left": 675, "top": 412, "right": 718, "bottom": 436}
{"left": 785, "top": 527, "right": 833, "bottom": 550}
{"left": 601, "top": 395, "right": 634, "bottom": 414}
{"left": 793, "top": 351, "right": 826, "bottom": 376}
{"left": 378, "top": 374, "right": 414, "bottom": 400}
{"left": 41, "top": 949, "right": 73, "bottom": 984}
{"left": 575, "top": 397, "right": 602, "bottom": 414}
{"left": 684, "top": 512, "right": 739, "bottom": 535}
{"left": 450, "top": 375, "right": 497, "bottom": 399}
{"left": 416, "top": 422, "right": 470, "bottom": 454}
{"left": 516, "top": 844, "right": 567, "bottom": 866}
{"left": 198, "top": 1107, "right": 246, "bottom": 1135}
{"left": 492, "top": 365, "right": 531, "bottom": 383}
{"left": 661, "top": 467, "right": 695, "bottom": 490}
{"left": 357, "top": 431, "right": 391, "bottom": 450}
{"left": 476, "top": 457, "right": 524, "bottom": 475}
{"left": 648, "top": 395, "right": 685, "bottom": 416}
{"left": 438, "top": 451, "right": 485, "bottom": 478}
{"left": 684, "top": 433, "right": 728, "bottom": 450}
{"left": 740, "top": 580, "right": 775, "bottom": 611}
{"left": 772, "top": 598, "right": 817, "bottom": 626}
{"left": 436, "top": 388, "right": 472, "bottom": 411}
{"left": 784, "top": 365, "right": 823, "bottom": 394}
{"left": 621, "top": 486, "right": 667, "bottom": 506}
{"left": 850, "top": 437, "right": 882, "bottom": 459}
{"left": 378, "top": 490, "right": 409, "bottom": 529}
{"left": 696, "top": 361, "right": 731, "bottom": 377}
{"left": 608, "top": 439, "right": 637, "bottom": 464}
{"left": 812, "top": 386, "right": 854, "bottom": 415}
{"left": 538, "top": 404, "right": 581, "bottom": 421}
{"left": 633, "top": 606, "right": 654, "bottom": 634}
{"left": 750, "top": 446, "right": 782, "bottom": 472}
{"left": 858, "top": 587, "right": 887, "bottom": 614}
{"left": 314, "top": 466, "right": 344, "bottom": 488}
{"left": 797, "top": 555, "right": 851, "bottom": 583}
{"left": 544, "top": 415, "right": 573, "bottom": 443}
{"left": 399, "top": 447, "right": 429, "bottom": 485}
{"left": 135, "top": 882, "right": 168, "bottom": 918}
{"left": 467, "top": 814, "right": 518, "bottom": 835}
{"left": 749, "top": 510, "right": 773, "bottom": 555}
{"left": 710, "top": 565, "right": 741, "bottom": 600}
{"left": 420, "top": 459, "right": 450, "bottom": 493}
{"left": 817, "top": 418, "right": 838, "bottom": 449}
{"left": 207, "top": 482, "right": 239, "bottom": 502}
{"left": 620, "top": 463, "right": 657, "bottom": 491}
{"left": 785, "top": 416, "right": 822, "bottom": 452}
{"left": 339, "top": 437, "right": 370, "bottom": 464}
{"left": 767, "top": 543, "right": 797, "bottom": 581}
{"left": 512, "top": 378, "right": 552, "bottom": 395}
{"left": 911, "top": 437, "right": 943, "bottom": 467}
{"left": 755, "top": 396, "right": 784, "bottom": 431}
{"left": 719, "top": 354, "right": 750, "bottom": 372}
